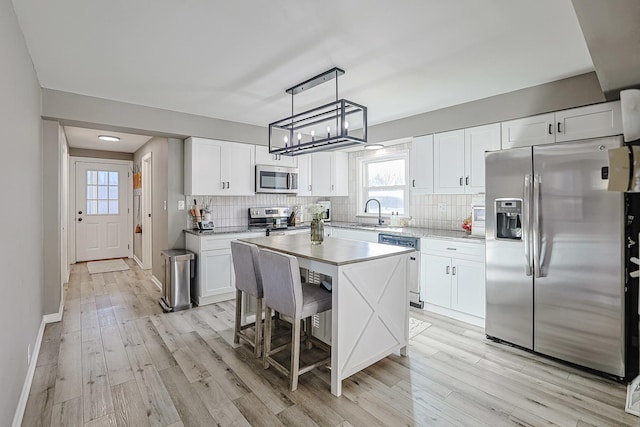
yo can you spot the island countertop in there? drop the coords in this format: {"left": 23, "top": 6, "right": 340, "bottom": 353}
{"left": 239, "top": 233, "right": 414, "bottom": 266}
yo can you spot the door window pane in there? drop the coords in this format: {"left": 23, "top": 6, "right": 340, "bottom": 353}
{"left": 86, "top": 169, "right": 120, "bottom": 215}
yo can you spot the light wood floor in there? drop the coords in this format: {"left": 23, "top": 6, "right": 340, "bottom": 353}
{"left": 22, "top": 259, "right": 636, "bottom": 427}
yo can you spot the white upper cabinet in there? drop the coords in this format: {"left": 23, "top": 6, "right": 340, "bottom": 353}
{"left": 411, "top": 134, "right": 434, "bottom": 194}
{"left": 298, "top": 151, "right": 348, "bottom": 197}
{"left": 433, "top": 129, "right": 465, "bottom": 194}
{"left": 433, "top": 125, "right": 499, "bottom": 194}
{"left": 554, "top": 101, "right": 622, "bottom": 142}
{"left": 501, "top": 113, "right": 555, "bottom": 149}
{"left": 464, "top": 123, "right": 501, "bottom": 194}
{"left": 254, "top": 145, "right": 297, "bottom": 167}
{"left": 184, "top": 137, "right": 255, "bottom": 196}
{"left": 501, "top": 101, "right": 622, "bottom": 148}
{"left": 297, "top": 154, "right": 312, "bottom": 196}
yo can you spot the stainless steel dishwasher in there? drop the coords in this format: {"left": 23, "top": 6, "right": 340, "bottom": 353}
{"left": 377, "top": 233, "right": 422, "bottom": 308}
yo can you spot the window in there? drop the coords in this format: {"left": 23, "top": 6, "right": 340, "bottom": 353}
{"left": 86, "top": 170, "right": 119, "bottom": 215}
{"left": 360, "top": 151, "right": 409, "bottom": 215}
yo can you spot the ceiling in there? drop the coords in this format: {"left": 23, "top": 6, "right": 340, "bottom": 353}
{"left": 13, "top": 0, "right": 595, "bottom": 136}
{"left": 64, "top": 127, "right": 152, "bottom": 153}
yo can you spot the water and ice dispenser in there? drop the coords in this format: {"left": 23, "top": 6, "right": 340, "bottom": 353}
{"left": 496, "top": 199, "right": 523, "bottom": 240}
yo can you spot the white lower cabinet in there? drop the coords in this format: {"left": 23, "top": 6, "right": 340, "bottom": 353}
{"left": 186, "top": 231, "right": 262, "bottom": 306}
{"left": 421, "top": 238, "right": 486, "bottom": 326}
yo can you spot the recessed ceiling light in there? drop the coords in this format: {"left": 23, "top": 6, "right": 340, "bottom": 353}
{"left": 364, "top": 143, "right": 384, "bottom": 150}
{"left": 98, "top": 135, "right": 120, "bottom": 142}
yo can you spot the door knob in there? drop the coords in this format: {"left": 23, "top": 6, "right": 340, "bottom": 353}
{"left": 78, "top": 211, "right": 83, "bottom": 214}
{"left": 78, "top": 218, "right": 83, "bottom": 222}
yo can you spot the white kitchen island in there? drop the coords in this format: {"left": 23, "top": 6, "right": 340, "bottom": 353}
{"left": 239, "top": 234, "right": 414, "bottom": 397}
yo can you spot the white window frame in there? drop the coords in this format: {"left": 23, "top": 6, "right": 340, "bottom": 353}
{"left": 358, "top": 149, "right": 410, "bottom": 217}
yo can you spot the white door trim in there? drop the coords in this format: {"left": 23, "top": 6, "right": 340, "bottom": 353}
{"left": 141, "top": 152, "right": 152, "bottom": 269}
{"left": 69, "top": 156, "right": 133, "bottom": 264}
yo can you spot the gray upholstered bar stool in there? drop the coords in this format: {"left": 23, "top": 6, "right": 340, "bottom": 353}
{"left": 230, "top": 241, "right": 264, "bottom": 358}
{"left": 259, "top": 248, "right": 332, "bottom": 391}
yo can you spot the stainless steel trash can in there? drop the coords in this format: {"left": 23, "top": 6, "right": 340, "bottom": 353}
{"left": 159, "top": 249, "right": 194, "bottom": 312}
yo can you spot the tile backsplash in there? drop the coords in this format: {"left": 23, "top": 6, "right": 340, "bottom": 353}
{"left": 186, "top": 142, "right": 477, "bottom": 231}
{"left": 185, "top": 195, "right": 322, "bottom": 228}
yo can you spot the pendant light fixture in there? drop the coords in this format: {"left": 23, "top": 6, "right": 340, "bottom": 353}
{"left": 268, "top": 67, "right": 367, "bottom": 156}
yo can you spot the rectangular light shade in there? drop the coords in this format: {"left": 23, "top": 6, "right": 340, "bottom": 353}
{"left": 269, "top": 99, "right": 367, "bottom": 156}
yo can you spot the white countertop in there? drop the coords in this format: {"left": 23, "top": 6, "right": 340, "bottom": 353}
{"left": 238, "top": 234, "right": 414, "bottom": 266}
{"left": 183, "top": 221, "right": 485, "bottom": 243}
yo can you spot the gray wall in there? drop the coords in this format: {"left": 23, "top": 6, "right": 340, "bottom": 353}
{"left": 42, "top": 89, "right": 266, "bottom": 145}
{"left": 368, "top": 72, "right": 606, "bottom": 143}
{"left": 0, "top": 0, "right": 44, "bottom": 424}
{"left": 42, "top": 120, "right": 65, "bottom": 315}
{"left": 133, "top": 137, "right": 184, "bottom": 283}
{"left": 42, "top": 73, "right": 605, "bottom": 148}
{"left": 167, "top": 138, "right": 185, "bottom": 251}
{"left": 68, "top": 147, "right": 133, "bottom": 161}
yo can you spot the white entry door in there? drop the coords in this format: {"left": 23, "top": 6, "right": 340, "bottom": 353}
{"left": 75, "top": 161, "right": 131, "bottom": 261}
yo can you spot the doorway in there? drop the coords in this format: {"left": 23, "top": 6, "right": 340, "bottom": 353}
{"left": 73, "top": 158, "right": 132, "bottom": 262}
{"left": 141, "top": 152, "right": 153, "bottom": 269}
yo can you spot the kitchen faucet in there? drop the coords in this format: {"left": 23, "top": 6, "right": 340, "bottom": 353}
{"left": 364, "top": 198, "right": 384, "bottom": 225}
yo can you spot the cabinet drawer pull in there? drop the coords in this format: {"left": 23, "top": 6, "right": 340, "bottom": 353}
{"left": 548, "top": 123, "right": 553, "bottom": 135}
{"left": 557, "top": 122, "right": 561, "bottom": 133}
{"left": 446, "top": 247, "right": 457, "bottom": 251}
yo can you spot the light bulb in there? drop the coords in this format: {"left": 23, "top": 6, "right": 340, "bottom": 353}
{"left": 297, "top": 133, "right": 301, "bottom": 142}
{"left": 283, "top": 135, "right": 288, "bottom": 144}
{"left": 344, "top": 121, "right": 349, "bottom": 129}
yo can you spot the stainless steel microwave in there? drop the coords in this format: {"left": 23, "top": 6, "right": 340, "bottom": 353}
{"left": 255, "top": 165, "right": 298, "bottom": 194}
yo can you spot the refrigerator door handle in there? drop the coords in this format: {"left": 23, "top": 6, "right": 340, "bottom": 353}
{"left": 532, "top": 174, "right": 542, "bottom": 278}
{"left": 523, "top": 175, "right": 532, "bottom": 276}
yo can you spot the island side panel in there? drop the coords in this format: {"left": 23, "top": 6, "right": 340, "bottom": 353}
{"left": 334, "top": 253, "right": 409, "bottom": 390}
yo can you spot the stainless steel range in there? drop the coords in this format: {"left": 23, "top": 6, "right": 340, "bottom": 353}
{"left": 248, "top": 207, "right": 291, "bottom": 235}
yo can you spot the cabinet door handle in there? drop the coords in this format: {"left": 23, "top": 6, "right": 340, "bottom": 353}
{"left": 548, "top": 124, "right": 553, "bottom": 135}
{"left": 452, "top": 266, "right": 456, "bottom": 275}
{"left": 557, "top": 122, "right": 561, "bottom": 133}
{"left": 227, "top": 181, "right": 230, "bottom": 189}
{"left": 459, "top": 177, "right": 463, "bottom": 186}
{"left": 412, "top": 179, "right": 416, "bottom": 187}
{"left": 221, "top": 182, "right": 226, "bottom": 189}
{"left": 331, "top": 184, "right": 334, "bottom": 191}
{"left": 446, "top": 265, "right": 450, "bottom": 274}
{"left": 465, "top": 176, "right": 469, "bottom": 185}
{"left": 308, "top": 185, "right": 312, "bottom": 191}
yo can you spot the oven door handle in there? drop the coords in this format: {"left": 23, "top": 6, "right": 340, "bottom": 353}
{"left": 287, "top": 172, "right": 292, "bottom": 190}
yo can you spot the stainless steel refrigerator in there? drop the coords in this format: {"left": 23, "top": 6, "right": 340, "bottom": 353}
{"left": 485, "top": 136, "right": 628, "bottom": 379}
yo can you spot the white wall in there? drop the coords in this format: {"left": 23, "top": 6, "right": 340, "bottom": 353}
{"left": 0, "top": 0, "right": 44, "bottom": 424}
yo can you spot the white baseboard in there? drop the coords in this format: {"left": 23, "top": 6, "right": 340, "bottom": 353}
{"left": 151, "top": 275, "right": 162, "bottom": 290}
{"left": 12, "top": 318, "right": 46, "bottom": 427}
{"left": 423, "top": 303, "right": 485, "bottom": 328}
{"left": 42, "top": 300, "right": 64, "bottom": 323}
{"left": 133, "top": 254, "right": 144, "bottom": 269}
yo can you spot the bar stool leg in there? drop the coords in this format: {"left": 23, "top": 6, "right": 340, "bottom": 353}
{"left": 234, "top": 290, "right": 242, "bottom": 345}
{"left": 263, "top": 306, "right": 272, "bottom": 369}
{"left": 254, "top": 297, "right": 263, "bottom": 358}
{"left": 290, "top": 318, "right": 302, "bottom": 391}
{"left": 305, "top": 317, "right": 313, "bottom": 350}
